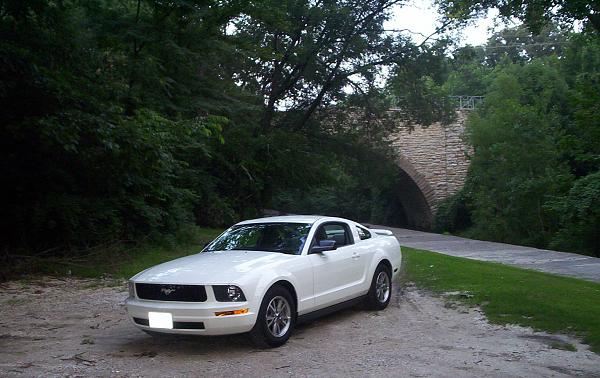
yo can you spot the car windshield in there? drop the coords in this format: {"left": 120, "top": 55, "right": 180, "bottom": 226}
{"left": 204, "top": 222, "right": 312, "bottom": 255}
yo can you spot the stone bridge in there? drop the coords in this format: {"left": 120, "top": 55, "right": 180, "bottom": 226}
{"left": 389, "top": 110, "right": 471, "bottom": 229}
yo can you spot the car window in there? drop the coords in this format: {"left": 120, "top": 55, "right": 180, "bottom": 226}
{"left": 314, "top": 223, "right": 352, "bottom": 247}
{"left": 205, "top": 223, "right": 311, "bottom": 255}
{"left": 356, "top": 226, "right": 371, "bottom": 240}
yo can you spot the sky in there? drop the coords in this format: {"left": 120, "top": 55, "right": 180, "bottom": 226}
{"left": 386, "top": 0, "right": 507, "bottom": 46}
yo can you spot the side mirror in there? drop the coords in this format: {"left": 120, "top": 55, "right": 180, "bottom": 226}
{"left": 310, "top": 240, "right": 337, "bottom": 254}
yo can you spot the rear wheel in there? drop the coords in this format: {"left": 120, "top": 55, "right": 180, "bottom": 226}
{"left": 249, "top": 285, "right": 296, "bottom": 348}
{"left": 365, "top": 264, "right": 392, "bottom": 310}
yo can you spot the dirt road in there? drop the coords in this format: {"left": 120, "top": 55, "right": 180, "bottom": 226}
{"left": 1, "top": 278, "right": 599, "bottom": 377}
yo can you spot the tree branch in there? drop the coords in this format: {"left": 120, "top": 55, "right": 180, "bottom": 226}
{"left": 418, "top": 19, "right": 454, "bottom": 47}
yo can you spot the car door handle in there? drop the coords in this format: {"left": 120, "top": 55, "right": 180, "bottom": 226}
{"left": 352, "top": 253, "right": 360, "bottom": 260}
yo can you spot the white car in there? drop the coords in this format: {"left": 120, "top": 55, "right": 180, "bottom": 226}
{"left": 125, "top": 215, "right": 402, "bottom": 347}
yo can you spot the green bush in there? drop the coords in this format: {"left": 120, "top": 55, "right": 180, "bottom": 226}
{"left": 433, "top": 188, "right": 472, "bottom": 233}
{"left": 549, "top": 171, "right": 600, "bottom": 257}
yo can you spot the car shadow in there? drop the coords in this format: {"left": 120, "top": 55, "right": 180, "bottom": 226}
{"left": 114, "top": 287, "right": 405, "bottom": 356}
{"left": 115, "top": 331, "right": 255, "bottom": 356}
{"left": 114, "top": 305, "right": 366, "bottom": 355}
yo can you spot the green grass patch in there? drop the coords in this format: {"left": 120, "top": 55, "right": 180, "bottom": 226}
{"left": 550, "top": 341, "right": 577, "bottom": 352}
{"left": 8, "top": 226, "right": 224, "bottom": 280}
{"left": 402, "top": 247, "right": 600, "bottom": 353}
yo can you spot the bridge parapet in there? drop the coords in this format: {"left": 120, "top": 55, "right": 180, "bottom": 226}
{"left": 450, "top": 96, "right": 484, "bottom": 110}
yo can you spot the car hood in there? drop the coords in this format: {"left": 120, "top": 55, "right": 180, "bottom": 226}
{"left": 131, "top": 250, "right": 294, "bottom": 284}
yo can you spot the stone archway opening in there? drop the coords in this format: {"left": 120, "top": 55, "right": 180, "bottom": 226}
{"left": 394, "top": 157, "right": 435, "bottom": 230}
{"left": 393, "top": 169, "right": 433, "bottom": 230}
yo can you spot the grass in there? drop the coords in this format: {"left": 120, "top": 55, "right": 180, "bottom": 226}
{"left": 11, "top": 227, "right": 224, "bottom": 280}
{"left": 402, "top": 247, "right": 600, "bottom": 354}
{"left": 550, "top": 341, "right": 577, "bottom": 351}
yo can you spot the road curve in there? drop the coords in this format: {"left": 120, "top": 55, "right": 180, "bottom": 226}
{"left": 379, "top": 227, "right": 600, "bottom": 283}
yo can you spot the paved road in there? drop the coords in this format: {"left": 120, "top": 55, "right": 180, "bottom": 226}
{"left": 380, "top": 227, "right": 600, "bottom": 283}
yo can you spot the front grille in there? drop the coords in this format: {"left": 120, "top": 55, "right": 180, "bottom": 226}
{"left": 133, "top": 317, "right": 205, "bottom": 330}
{"left": 135, "top": 283, "right": 207, "bottom": 302}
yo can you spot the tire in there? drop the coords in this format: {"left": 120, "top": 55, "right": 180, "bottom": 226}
{"left": 365, "top": 263, "right": 392, "bottom": 310}
{"left": 249, "top": 285, "right": 296, "bottom": 348}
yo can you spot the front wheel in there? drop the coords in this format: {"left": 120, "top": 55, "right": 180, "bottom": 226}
{"left": 249, "top": 285, "right": 296, "bottom": 348}
{"left": 365, "top": 264, "right": 392, "bottom": 310}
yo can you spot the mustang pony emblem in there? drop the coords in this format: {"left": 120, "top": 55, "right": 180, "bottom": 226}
{"left": 161, "top": 287, "right": 176, "bottom": 295}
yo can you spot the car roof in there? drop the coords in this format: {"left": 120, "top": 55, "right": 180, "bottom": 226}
{"left": 236, "top": 215, "right": 351, "bottom": 225}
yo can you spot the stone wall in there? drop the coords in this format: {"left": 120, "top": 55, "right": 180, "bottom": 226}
{"left": 389, "top": 110, "right": 471, "bottom": 218}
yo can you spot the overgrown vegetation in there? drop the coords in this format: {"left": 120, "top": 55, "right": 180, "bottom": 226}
{"left": 2, "top": 0, "right": 599, "bottom": 279}
{"left": 432, "top": 27, "right": 600, "bottom": 257}
{"left": 403, "top": 247, "right": 600, "bottom": 353}
{"left": 9, "top": 226, "right": 223, "bottom": 280}
{"left": 0, "top": 0, "right": 451, "bottom": 277}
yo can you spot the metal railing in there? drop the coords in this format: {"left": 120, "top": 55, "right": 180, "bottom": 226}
{"left": 388, "top": 96, "right": 485, "bottom": 112}
{"left": 450, "top": 96, "right": 485, "bottom": 110}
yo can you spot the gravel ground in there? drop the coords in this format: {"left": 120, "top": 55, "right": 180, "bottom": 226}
{"left": 1, "top": 278, "right": 599, "bottom": 377}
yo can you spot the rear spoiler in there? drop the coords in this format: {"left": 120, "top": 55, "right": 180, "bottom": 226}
{"left": 370, "top": 228, "right": 394, "bottom": 236}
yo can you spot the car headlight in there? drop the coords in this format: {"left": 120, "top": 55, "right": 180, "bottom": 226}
{"left": 128, "top": 281, "right": 136, "bottom": 298}
{"left": 213, "top": 285, "right": 246, "bottom": 302}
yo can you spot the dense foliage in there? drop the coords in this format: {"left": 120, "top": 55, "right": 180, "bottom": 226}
{"left": 1, "top": 0, "right": 236, "bottom": 251}
{"left": 437, "top": 0, "right": 600, "bottom": 34}
{"left": 434, "top": 28, "right": 600, "bottom": 257}
{"left": 1, "top": 0, "right": 439, "bottom": 260}
{"left": 2, "top": 0, "right": 599, "bottom": 264}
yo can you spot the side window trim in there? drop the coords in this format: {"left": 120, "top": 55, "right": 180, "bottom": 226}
{"left": 356, "top": 225, "right": 372, "bottom": 241}
{"left": 309, "top": 221, "right": 355, "bottom": 250}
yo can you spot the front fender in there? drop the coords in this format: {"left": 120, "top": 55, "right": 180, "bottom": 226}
{"left": 248, "top": 268, "right": 308, "bottom": 313}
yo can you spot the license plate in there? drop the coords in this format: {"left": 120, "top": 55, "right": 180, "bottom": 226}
{"left": 148, "top": 312, "right": 173, "bottom": 329}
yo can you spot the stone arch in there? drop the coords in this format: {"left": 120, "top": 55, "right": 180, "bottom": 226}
{"left": 394, "top": 155, "right": 435, "bottom": 229}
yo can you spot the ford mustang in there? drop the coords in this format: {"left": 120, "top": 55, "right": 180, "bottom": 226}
{"left": 125, "top": 215, "right": 402, "bottom": 347}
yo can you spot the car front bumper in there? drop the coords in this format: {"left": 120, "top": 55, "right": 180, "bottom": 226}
{"left": 125, "top": 298, "right": 258, "bottom": 336}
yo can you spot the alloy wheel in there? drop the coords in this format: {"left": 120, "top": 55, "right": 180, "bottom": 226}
{"left": 375, "top": 271, "right": 390, "bottom": 303}
{"left": 265, "top": 295, "right": 291, "bottom": 337}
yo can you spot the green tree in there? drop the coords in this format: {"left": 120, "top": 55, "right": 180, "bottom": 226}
{"left": 437, "top": 29, "right": 600, "bottom": 256}
{"left": 443, "top": 44, "right": 490, "bottom": 95}
{"left": 549, "top": 172, "right": 600, "bottom": 257}
{"left": 436, "top": 0, "right": 600, "bottom": 34}
{"left": 560, "top": 34, "right": 600, "bottom": 177}
{"left": 387, "top": 39, "right": 457, "bottom": 126}
{"left": 1, "top": 0, "right": 426, "bottom": 255}
{"left": 0, "top": 0, "right": 233, "bottom": 250}
{"left": 230, "top": 0, "right": 408, "bottom": 131}
{"left": 465, "top": 59, "right": 572, "bottom": 247}
{"left": 483, "top": 23, "right": 571, "bottom": 65}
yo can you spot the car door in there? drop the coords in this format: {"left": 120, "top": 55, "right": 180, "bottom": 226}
{"left": 308, "top": 222, "right": 364, "bottom": 308}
